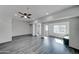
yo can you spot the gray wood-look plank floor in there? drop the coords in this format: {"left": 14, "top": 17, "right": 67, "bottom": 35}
{"left": 0, "top": 35, "right": 79, "bottom": 54}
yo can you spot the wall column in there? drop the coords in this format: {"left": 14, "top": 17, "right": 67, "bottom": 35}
{"left": 41, "top": 23, "right": 44, "bottom": 38}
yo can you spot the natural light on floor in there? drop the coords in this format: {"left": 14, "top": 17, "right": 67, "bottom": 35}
{"left": 43, "top": 37, "right": 49, "bottom": 46}
{"left": 55, "top": 38, "right": 63, "bottom": 44}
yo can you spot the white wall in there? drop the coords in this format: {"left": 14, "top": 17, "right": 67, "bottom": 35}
{"left": 0, "top": 17, "right": 12, "bottom": 43}
{"left": 12, "top": 19, "right": 32, "bottom": 36}
{"left": 69, "top": 17, "right": 79, "bottom": 49}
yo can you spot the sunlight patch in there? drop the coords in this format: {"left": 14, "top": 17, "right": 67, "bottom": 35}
{"left": 55, "top": 38, "right": 63, "bottom": 44}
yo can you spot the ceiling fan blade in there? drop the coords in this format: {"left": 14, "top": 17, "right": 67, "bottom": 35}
{"left": 18, "top": 12, "right": 24, "bottom": 15}
{"left": 27, "top": 14, "right": 32, "bottom": 16}
{"left": 27, "top": 16, "right": 31, "bottom": 19}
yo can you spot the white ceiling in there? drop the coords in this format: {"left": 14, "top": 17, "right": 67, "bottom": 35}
{"left": 0, "top": 5, "right": 73, "bottom": 21}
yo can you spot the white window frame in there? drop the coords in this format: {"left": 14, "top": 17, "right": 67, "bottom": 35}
{"left": 53, "top": 24, "right": 67, "bottom": 34}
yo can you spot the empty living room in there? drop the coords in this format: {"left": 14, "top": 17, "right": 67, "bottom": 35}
{"left": 0, "top": 5, "right": 79, "bottom": 54}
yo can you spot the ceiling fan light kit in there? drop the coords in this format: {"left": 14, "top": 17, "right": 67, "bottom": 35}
{"left": 18, "top": 8, "right": 32, "bottom": 19}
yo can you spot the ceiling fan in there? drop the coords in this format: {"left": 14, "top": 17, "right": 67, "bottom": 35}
{"left": 18, "top": 12, "right": 32, "bottom": 19}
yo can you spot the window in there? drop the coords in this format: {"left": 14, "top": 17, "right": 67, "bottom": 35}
{"left": 54, "top": 25, "right": 66, "bottom": 34}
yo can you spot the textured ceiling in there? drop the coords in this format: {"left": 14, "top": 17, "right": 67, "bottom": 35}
{"left": 0, "top": 5, "right": 73, "bottom": 21}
